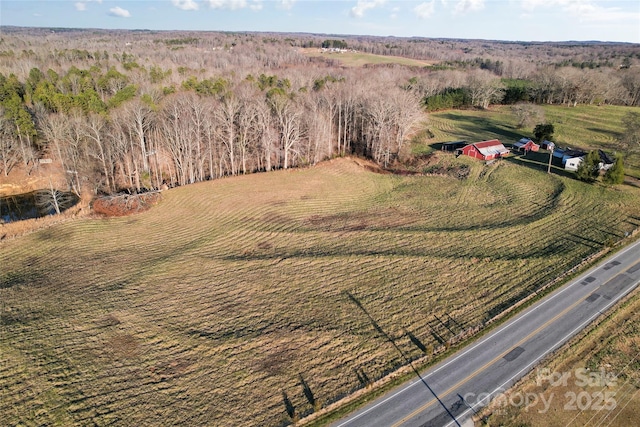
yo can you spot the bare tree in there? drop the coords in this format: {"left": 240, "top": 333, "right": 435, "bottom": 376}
{"left": 82, "top": 113, "right": 115, "bottom": 192}
{"left": 466, "top": 69, "right": 504, "bottom": 109}
{"left": 511, "top": 103, "right": 544, "bottom": 129}
{"left": 269, "top": 93, "right": 304, "bottom": 170}
{"left": 0, "top": 108, "right": 20, "bottom": 176}
{"left": 35, "top": 179, "right": 76, "bottom": 215}
{"left": 215, "top": 92, "right": 241, "bottom": 175}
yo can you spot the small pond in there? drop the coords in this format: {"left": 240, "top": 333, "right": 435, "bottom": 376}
{"left": 0, "top": 190, "right": 79, "bottom": 224}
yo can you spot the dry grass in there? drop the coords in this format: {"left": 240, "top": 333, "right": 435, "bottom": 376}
{"left": 481, "top": 287, "right": 640, "bottom": 427}
{"left": 2, "top": 156, "right": 640, "bottom": 426}
{"left": 300, "top": 48, "right": 434, "bottom": 68}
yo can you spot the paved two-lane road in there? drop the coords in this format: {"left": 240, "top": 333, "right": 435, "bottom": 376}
{"left": 333, "top": 238, "right": 640, "bottom": 427}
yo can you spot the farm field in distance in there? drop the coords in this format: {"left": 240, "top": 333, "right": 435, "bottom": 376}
{"left": 300, "top": 47, "right": 435, "bottom": 68}
{"left": 2, "top": 105, "right": 640, "bottom": 426}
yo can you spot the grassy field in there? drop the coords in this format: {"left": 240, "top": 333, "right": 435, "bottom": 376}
{"left": 425, "top": 104, "right": 640, "bottom": 177}
{"left": 2, "top": 106, "right": 640, "bottom": 426}
{"left": 300, "top": 48, "right": 434, "bottom": 68}
{"left": 481, "top": 286, "right": 640, "bottom": 427}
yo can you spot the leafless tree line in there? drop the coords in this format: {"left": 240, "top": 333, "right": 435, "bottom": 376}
{"left": 21, "top": 74, "right": 422, "bottom": 194}
{"left": 1, "top": 28, "right": 639, "bottom": 194}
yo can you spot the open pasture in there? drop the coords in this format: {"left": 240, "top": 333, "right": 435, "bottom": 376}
{"left": 2, "top": 155, "right": 640, "bottom": 426}
{"left": 300, "top": 48, "right": 434, "bottom": 68}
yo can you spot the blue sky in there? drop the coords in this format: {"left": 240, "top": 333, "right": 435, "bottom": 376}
{"left": 2, "top": 0, "right": 639, "bottom": 43}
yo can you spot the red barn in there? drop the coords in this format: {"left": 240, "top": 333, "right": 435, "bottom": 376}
{"left": 513, "top": 138, "right": 540, "bottom": 153}
{"left": 457, "top": 140, "right": 510, "bottom": 161}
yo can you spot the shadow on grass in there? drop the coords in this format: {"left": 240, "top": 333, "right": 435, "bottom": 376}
{"left": 437, "top": 113, "right": 525, "bottom": 142}
{"left": 504, "top": 151, "right": 578, "bottom": 180}
{"left": 282, "top": 390, "right": 296, "bottom": 421}
{"left": 300, "top": 374, "right": 317, "bottom": 410}
{"left": 627, "top": 215, "right": 640, "bottom": 227}
{"left": 355, "top": 368, "right": 372, "bottom": 388}
{"left": 566, "top": 232, "right": 602, "bottom": 250}
{"left": 345, "top": 291, "right": 462, "bottom": 426}
{"left": 406, "top": 329, "right": 427, "bottom": 353}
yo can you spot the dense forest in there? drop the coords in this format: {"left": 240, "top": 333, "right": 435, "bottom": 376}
{"left": 1, "top": 27, "right": 639, "bottom": 196}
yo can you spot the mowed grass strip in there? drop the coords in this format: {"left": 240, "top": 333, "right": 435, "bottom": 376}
{"left": 1, "top": 156, "right": 640, "bottom": 426}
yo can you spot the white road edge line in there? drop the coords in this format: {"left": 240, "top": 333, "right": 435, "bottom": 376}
{"left": 335, "top": 239, "right": 640, "bottom": 427}
{"left": 443, "top": 274, "right": 640, "bottom": 427}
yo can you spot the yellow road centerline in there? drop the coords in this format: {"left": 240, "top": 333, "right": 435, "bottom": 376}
{"left": 390, "top": 265, "right": 637, "bottom": 427}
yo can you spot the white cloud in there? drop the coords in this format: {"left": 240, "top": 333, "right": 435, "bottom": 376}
{"left": 172, "top": 0, "right": 199, "bottom": 11}
{"left": 414, "top": 1, "right": 435, "bottom": 19}
{"left": 453, "top": 0, "right": 484, "bottom": 14}
{"left": 250, "top": 0, "right": 263, "bottom": 11}
{"left": 519, "top": 0, "right": 639, "bottom": 23}
{"left": 350, "top": 0, "right": 386, "bottom": 18}
{"left": 205, "top": 0, "right": 265, "bottom": 10}
{"left": 278, "top": 0, "right": 296, "bottom": 10}
{"left": 566, "top": 2, "right": 639, "bottom": 23}
{"left": 109, "top": 6, "right": 131, "bottom": 18}
{"left": 75, "top": 0, "right": 103, "bottom": 12}
{"left": 520, "top": 0, "right": 569, "bottom": 12}
{"left": 204, "top": 0, "right": 247, "bottom": 9}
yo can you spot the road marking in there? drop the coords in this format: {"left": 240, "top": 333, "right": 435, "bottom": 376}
{"left": 443, "top": 272, "right": 640, "bottom": 427}
{"left": 334, "top": 241, "right": 640, "bottom": 427}
{"left": 390, "top": 285, "right": 596, "bottom": 427}
{"left": 391, "top": 256, "right": 640, "bottom": 427}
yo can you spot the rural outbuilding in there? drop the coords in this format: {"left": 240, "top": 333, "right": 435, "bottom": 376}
{"left": 457, "top": 140, "right": 510, "bottom": 161}
{"left": 540, "top": 140, "right": 555, "bottom": 150}
{"left": 513, "top": 138, "right": 540, "bottom": 153}
{"left": 598, "top": 150, "right": 615, "bottom": 170}
{"left": 562, "top": 149, "right": 615, "bottom": 172}
{"left": 565, "top": 156, "right": 584, "bottom": 171}
{"left": 441, "top": 141, "right": 468, "bottom": 152}
{"left": 562, "top": 149, "right": 587, "bottom": 165}
{"left": 553, "top": 147, "right": 586, "bottom": 164}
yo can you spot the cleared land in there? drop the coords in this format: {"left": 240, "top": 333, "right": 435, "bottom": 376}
{"left": 300, "top": 48, "right": 434, "bottom": 68}
{"left": 2, "top": 105, "right": 640, "bottom": 426}
{"left": 2, "top": 155, "right": 640, "bottom": 426}
{"left": 481, "top": 285, "right": 640, "bottom": 427}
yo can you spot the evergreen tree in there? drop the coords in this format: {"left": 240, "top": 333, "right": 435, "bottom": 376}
{"left": 603, "top": 156, "right": 624, "bottom": 185}
{"left": 533, "top": 123, "right": 554, "bottom": 143}
{"left": 575, "top": 150, "right": 600, "bottom": 183}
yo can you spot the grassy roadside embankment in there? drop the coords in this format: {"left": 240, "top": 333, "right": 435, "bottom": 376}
{"left": 478, "top": 284, "right": 640, "bottom": 427}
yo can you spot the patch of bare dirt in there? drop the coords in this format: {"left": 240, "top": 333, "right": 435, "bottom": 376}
{"left": 350, "top": 157, "right": 390, "bottom": 174}
{"left": 385, "top": 153, "right": 470, "bottom": 179}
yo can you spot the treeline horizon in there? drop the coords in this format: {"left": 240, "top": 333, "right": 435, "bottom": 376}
{"left": 0, "top": 28, "right": 639, "bottom": 195}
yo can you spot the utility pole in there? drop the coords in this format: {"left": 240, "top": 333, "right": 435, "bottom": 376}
{"left": 547, "top": 142, "right": 555, "bottom": 174}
